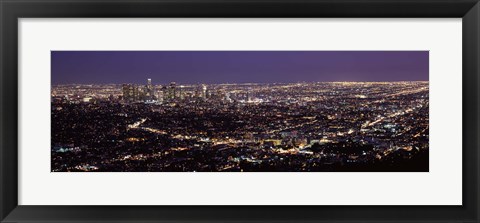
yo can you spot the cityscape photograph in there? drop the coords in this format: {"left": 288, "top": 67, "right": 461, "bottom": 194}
{"left": 51, "top": 51, "right": 429, "bottom": 172}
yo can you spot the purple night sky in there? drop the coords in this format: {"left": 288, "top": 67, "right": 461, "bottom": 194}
{"left": 51, "top": 51, "right": 428, "bottom": 85}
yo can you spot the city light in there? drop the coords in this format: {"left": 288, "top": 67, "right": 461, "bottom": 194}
{"left": 51, "top": 79, "right": 429, "bottom": 172}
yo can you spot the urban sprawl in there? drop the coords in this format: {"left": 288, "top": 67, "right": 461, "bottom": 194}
{"left": 51, "top": 79, "right": 429, "bottom": 172}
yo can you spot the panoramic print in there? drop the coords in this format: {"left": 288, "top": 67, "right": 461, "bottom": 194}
{"left": 51, "top": 51, "right": 429, "bottom": 172}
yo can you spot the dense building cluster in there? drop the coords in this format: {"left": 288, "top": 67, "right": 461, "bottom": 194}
{"left": 122, "top": 78, "right": 156, "bottom": 103}
{"left": 51, "top": 80, "right": 429, "bottom": 172}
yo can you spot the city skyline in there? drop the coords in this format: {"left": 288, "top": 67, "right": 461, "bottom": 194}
{"left": 52, "top": 81, "right": 429, "bottom": 172}
{"left": 52, "top": 80, "right": 429, "bottom": 86}
{"left": 51, "top": 51, "right": 429, "bottom": 85}
{"left": 51, "top": 51, "right": 429, "bottom": 172}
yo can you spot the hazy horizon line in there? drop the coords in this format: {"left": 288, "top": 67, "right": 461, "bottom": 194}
{"left": 52, "top": 80, "right": 429, "bottom": 86}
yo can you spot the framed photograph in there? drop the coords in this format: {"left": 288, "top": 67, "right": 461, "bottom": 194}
{"left": 1, "top": 0, "right": 479, "bottom": 222}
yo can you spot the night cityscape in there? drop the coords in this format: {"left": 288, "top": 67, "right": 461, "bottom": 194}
{"left": 51, "top": 51, "right": 429, "bottom": 172}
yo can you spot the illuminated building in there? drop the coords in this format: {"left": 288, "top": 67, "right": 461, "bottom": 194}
{"left": 146, "top": 78, "right": 154, "bottom": 101}
{"left": 169, "top": 82, "right": 177, "bottom": 100}
{"left": 179, "top": 85, "right": 185, "bottom": 100}
{"left": 162, "top": 86, "right": 169, "bottom": 102}
{"left": 122, "top": 84, "right": 136, "bottom": 102}
{"left": 201, "top": 84, "right": 207, "bottom": 99}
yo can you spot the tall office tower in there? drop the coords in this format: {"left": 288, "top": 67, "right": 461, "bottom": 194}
{"left": 134, "top": 85, "right": 144, "bottom": 101}
{"left": 145, "top": 78, "right": 154, "bottom": 101}
{"left": 179, "top": 85, "right": 185, "bottom": 100}
{"left": 122, "top": 84, "right": 129, "bottom": 101}
{"left": 246, "top": 89, "right": 252, "bottom": 102}
{"left": 122, "top": 84, "right": 128, "bottom": 101}
{"left": 122, "top": 84, "right": 135, "bottom": 102}
{"left": 162, "top": 86, "right": 169, "bottom": 102}
{"left": 169, "top": 82, "right": 177, "bottom": 100}
{"left": 201, "top": 84, "right": 207, "bottom": 99}
{"left": 156, "top": 85, "right": 164, "bottom": 103}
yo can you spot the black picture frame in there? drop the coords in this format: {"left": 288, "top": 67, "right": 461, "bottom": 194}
{"left": 1, "top": 0, "right": 479, "bottom": 222}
